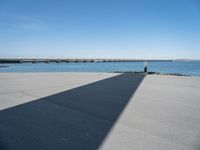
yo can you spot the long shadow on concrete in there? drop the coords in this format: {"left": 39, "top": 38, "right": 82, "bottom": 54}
{"left": 0, "top": 73, "right": 145, "bottom": 150}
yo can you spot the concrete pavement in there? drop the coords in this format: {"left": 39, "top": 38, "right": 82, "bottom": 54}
{"left": 0, "top": 73, "right": 200, "bottom": 150}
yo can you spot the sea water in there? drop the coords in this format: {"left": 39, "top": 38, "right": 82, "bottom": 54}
{"left": 0, "top": 61, "right": 200, "bottom": 76}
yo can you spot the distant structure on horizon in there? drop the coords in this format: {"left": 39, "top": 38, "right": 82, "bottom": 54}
{"left": 0, "top": 58, "right": 172, "bottom": 64}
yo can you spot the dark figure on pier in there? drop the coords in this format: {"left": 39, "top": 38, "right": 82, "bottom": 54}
{"left": 144, "top": 61, "right": 148, "bottom": 73}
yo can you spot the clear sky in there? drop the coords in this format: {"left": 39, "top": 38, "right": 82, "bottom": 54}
{"left": 0, "top": 0, "right": 200, "bottom": 59}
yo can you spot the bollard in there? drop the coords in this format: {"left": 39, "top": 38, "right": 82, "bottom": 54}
{"left": 144, "top": 61, "right": 147, "bottom": 73}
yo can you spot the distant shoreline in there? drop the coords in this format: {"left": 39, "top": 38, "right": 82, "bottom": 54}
{"left": 0, "top": 58, "right": 200, "bottom": 64}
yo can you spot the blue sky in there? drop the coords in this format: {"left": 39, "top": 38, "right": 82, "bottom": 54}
{"left": 0, "top": 0, "right": 200, "bottom": 59}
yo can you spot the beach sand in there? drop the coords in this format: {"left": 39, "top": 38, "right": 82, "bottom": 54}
{"left": 0, "top": 73, "right": 200, "bottom": 150}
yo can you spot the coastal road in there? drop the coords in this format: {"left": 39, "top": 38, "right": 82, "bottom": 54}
{"left": 0, "top": 73, "right": 200, "bottom": 150}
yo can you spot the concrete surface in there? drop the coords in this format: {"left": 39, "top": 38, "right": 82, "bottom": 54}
{"left": 0, "top": 73, "right": 200, "bottom": 150}
{"left": 0, "top": 73, "right": 120, "bottom": 110}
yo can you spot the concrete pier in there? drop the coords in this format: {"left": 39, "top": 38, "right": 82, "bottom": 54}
{"left": 0, "top": 58, "right": 172, "bottom": 64}
{"left": 0, "top": 73, "right": 200, "bottom": 150}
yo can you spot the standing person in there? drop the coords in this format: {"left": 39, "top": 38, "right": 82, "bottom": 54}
{"left": 144, "top": 61, "right": 148, "bottom": 73}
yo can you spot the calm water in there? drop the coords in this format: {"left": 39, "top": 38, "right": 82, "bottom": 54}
{"left": 0, "top": 61, "right": 200, "bottom": 76}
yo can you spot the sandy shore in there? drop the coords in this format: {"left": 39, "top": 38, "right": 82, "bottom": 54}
{"left": 0, "top": 73, "right": 200, "bottom": 150}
